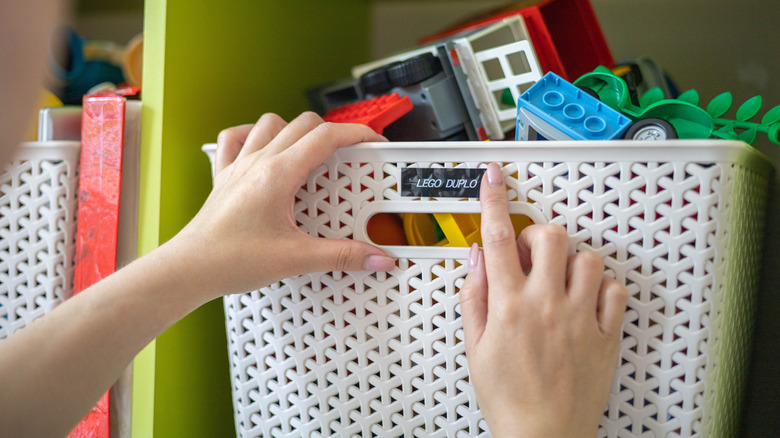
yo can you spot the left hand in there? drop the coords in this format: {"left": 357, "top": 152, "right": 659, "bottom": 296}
{"left": 171, "top": 112, "right": 396, "bottom": 300}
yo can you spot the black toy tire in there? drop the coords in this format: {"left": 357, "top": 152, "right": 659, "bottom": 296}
{"left": 386, "top": 53, "right": 443, "bottom": 88}
{"left": 578, "top": 86, "right": 600, "bottom": 100}
{"left": 624, "top": 118, "right": 678, "bottom": 141}
{"left": 359, "top": 66, "right": 393, "bottom": 95}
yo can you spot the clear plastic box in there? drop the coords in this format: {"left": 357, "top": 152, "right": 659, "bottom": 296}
{"left": 203, "top": 140, "right": 771, "bottom": 437}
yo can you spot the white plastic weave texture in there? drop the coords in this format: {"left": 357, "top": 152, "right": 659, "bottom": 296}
{"left": 208, "top": 140, "right": 771, "bottom": 438}
{"left": 0, "top": 141, "right": 80, "bottom": 339}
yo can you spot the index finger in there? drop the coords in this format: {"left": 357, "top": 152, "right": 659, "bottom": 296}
{"left": 280, "top": 122, "right": 388, "bottom": 175}
{"left": 215, "top": 124, "right": 254, "bottom": 173}
{"left": 479, "top": 162, "right": 526, "bottom": 296}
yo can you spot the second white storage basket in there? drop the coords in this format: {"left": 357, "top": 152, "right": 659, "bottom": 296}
{"left": 0, "top": 142, "right": 80, "bottom": 339}
{"left": 206, "top": 140, "right": 771, "bottom": 437}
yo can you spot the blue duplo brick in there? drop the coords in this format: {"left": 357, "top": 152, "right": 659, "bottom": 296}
{"left": 517, "top": 71, "right": 631, "bottom": 140}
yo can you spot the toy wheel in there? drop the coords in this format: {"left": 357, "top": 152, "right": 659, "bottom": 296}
{"left": 386, "top": 53, "right": 443, "bottom": 88}
{"left": 578, "top": 86, "right": 600, "bottom": 100}
{"left": 624, "top": 118, "right": 677, "bottom": 140}
{"left": 360, "top": 66, "right": 393, "bottom": 95}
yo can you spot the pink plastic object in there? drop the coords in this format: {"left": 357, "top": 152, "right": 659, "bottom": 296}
{"left": 69, "top": 87, "right": 139, "bottom": 438}
{"left": 324, "top": 93, "right": 413, "bottom": 134}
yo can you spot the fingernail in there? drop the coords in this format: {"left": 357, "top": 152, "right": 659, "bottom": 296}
{"left": 468, "top": 243, "right": 479, "bottom": 272}
{"left": 487, "top": 163, "right": 503, "bottom": 186}
{"left": 363, "top": 255, "right": 395, "bottom": 272}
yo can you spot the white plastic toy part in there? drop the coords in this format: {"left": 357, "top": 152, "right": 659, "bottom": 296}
{"left": 515, "top": 105, "right": 577, "bottom": 141}
{"left": 451, "top": 17, "right": 543, "bottom": 140}
{"left": 0, "top": 141, "right": 80, "bottom": 339}
{"left": 203, "top": 140, "right": 770, "bottom": 438}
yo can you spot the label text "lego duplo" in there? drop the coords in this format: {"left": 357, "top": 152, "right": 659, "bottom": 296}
{"left": 416, "top": 178, "right": 479, "bottom": 189}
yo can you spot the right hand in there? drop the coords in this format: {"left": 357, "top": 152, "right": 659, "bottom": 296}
{"left": 458, "top": 162, "right": 628, "bottom": 437}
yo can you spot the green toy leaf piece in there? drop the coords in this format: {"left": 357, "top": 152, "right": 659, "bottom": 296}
{"left": 715, "top": 123, "right": 738, "bottom": 139}
{"left": 736, "top": 96, "right": 762, "bottom": 121}
{"left": 767, "top": 122, "right": 780, "bottom": 145}
{"left": 738, "top": 127, "right": 758, "bottom": 144}
{"left": 677, "top": 89, "right": 700, "bottom": 105}
{"left": 706, "top": 92, "right": 732, "bottom": 118}
{"left": 639, "top": 87, "right": 664, "bottom": 108}
{"left": 711, "top": 130, "right": 731, "bottom": 140}
{"left": 762, "top": 104, "right": 780, "bottom": 125}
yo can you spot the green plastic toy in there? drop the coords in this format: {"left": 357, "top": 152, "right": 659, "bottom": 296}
{"left": 677, "top": 89, "right": 780, "bottom": 145}
{"left": 574, "top": 66, "right": 712, "bottom": 140}
{"left": 574, "top": 66, "right": 780, "bottom": 145}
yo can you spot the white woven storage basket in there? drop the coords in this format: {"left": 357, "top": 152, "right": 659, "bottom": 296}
{"left": 0, "top": 141, "right": 80, "bottom": 339}
{"left": 205, "top": 140, "right": 771, "bottom": 438}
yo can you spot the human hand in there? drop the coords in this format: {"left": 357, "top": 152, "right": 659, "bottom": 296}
{"left": 171, "top": 112, "right": 396, "bottom": 301}
{"left": 458, "top": 163, "right": 628, "bottom": 437}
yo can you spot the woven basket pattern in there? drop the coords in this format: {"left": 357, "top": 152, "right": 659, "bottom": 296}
{"left": 0, "top": 145, "right": 79, "bottom": 339}
{"left": 223, "top": 149, "right": 768, "bottom": 437}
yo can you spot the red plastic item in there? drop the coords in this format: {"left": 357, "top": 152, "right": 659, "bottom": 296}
{"left": 323, "top": 93, "right": 413, "bottom": 134}
{"left": 418, "top": 0, "right": 614, "bottom": 81}
{"left": 68, "top": 394, "right": 110, "bottom": 437}
{"left": 367, "top": 213, "right": 408, "bottom": 246}
{"left": 70, "top": 87, "right": 139, "bottom": 438}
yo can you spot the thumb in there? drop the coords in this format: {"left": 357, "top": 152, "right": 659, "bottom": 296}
{"left": 303, "top": 236, "right": 396, "bottom": 273}
{"left": 459, "top": 244, "right": 488, "bottom": 356}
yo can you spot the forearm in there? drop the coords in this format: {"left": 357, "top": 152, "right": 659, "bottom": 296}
{"left": 0, "top": 115, "right": 394, "bottom": 436}
{"left": 0, "top": 237, "right": 211, "bottom": 437}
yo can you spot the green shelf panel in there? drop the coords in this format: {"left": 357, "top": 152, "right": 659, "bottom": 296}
{"left": 134, "top": 1, "right": 371, "bottom": 436}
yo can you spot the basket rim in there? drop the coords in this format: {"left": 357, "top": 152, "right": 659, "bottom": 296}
{"left": 203, "top": 139, "right": 773, "bottom": 177}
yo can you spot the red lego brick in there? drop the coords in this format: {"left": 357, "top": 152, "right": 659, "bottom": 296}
{"left": 324, "top": 93, "right": 413, "bottom": 134}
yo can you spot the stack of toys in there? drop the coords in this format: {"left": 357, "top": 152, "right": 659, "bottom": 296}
{"left": 305, "top": 0, "right": 779, "bottom": 249}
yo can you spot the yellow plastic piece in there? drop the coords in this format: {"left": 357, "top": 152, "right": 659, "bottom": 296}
{"left": 510, "top": 213, "right": 534, "bottom": 236}
{"left": 122, "top": 34, "right": 144, "bottom": 87}
{"left": 403, "top": 213, "right": 448, "bottom": 246}
{"left": 435, "top": 212, "right": 535, "bottom": 247}
{"left": 403, "top": 211, "right": 536, "bottom": 248}
{"left": 434, "top": 213, "right": 481, "bottom": 247}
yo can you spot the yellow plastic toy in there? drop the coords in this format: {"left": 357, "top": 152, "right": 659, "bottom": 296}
{"left": 402, "top": 213, "right": 447, "bottom": 246}
{"left": 402, "top": 212, "right": 535, "bottom": 247}
{"left": 433, "top": 213, "right": 481, "bottom": 247}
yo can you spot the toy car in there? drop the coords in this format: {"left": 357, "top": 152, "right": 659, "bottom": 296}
{"left": 308, "top": 0, "right": 616, "bottom": 141}
{"left": 310, "top": 16, "right": 544, "bottom": 141}
{"left": 574, "top": 66, "right": 713, "bottom": 140}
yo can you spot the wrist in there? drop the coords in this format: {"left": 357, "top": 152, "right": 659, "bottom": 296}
{"left": 483, "top": 412, "right": 598, "bottom": 438}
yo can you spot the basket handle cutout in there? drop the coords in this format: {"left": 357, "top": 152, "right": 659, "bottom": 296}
{"left": 354, "top": 200, "right": 546, "bottom": 259}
